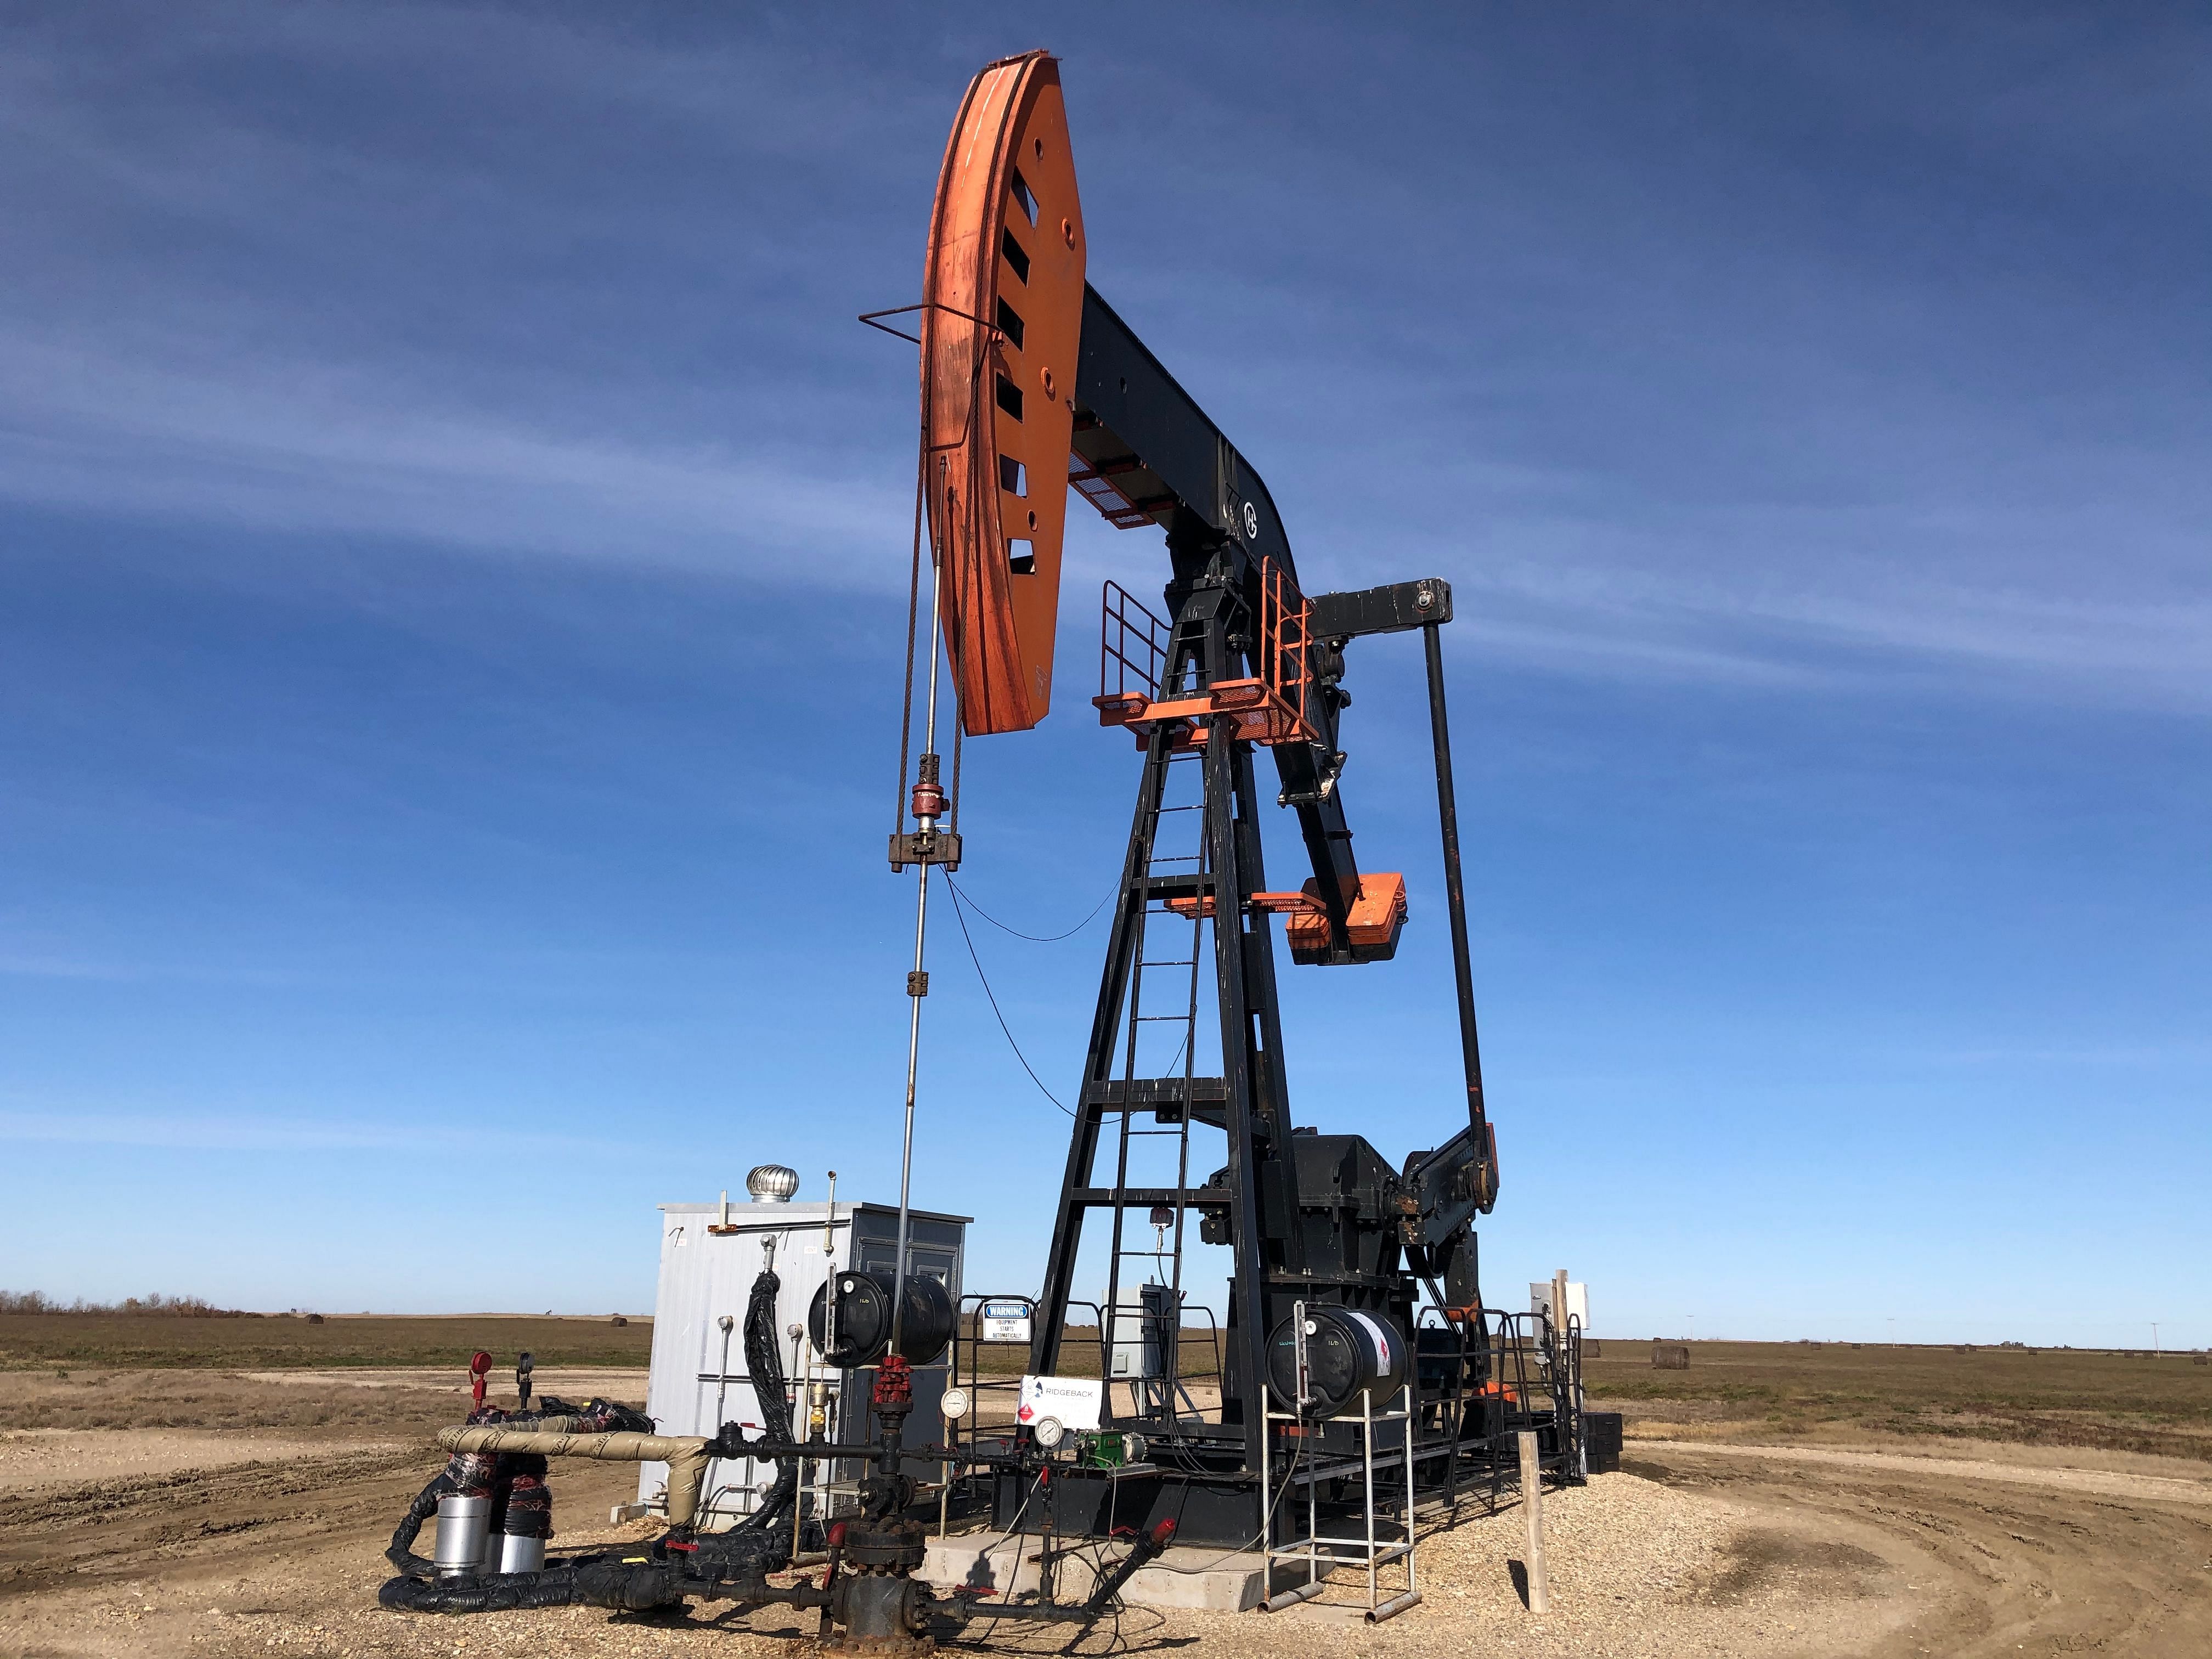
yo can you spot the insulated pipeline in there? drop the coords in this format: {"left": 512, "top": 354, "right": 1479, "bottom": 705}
{"left": 385, "top": 1469, "right": 469, "bottom": 1579}
{"left": 378, "top": 1558, "right": 682, "bottom": 1615}
{"left": 734, "top": 1266, "right": 798, "bottom": 1536}
{"left": 432, "top": 1429, "right": 713, "bottom": 1528}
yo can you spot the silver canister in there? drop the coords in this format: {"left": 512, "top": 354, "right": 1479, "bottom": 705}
{"left": 433, "top": 1494, "right": 492, "bottom": 1577}
{"left": 497, "top": 1532, "right": 546, "bottom": 1574}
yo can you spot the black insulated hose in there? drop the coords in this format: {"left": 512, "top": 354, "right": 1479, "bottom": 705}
{"left": 384, "top": 1470, "right": 463, "bottom": 1579}
{"left": 733, "top": 1266, "right": 798, "bottom": 1536}
{"left": 384, "top": 1398, "right": 653, "bottom": 1583}
{"left": 377, "top": 1557, "right": 681, "bottom": 1615}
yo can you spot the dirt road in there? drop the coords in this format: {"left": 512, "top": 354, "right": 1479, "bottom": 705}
{"left": 3, "top": 1372, "right": 2209, "bottom": 1658}
{"left": 1626, "top": 1440, "right": 2212, "bottom": 1657}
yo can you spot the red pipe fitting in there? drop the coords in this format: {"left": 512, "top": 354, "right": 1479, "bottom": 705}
{"left": 872, "top": 1355, "right": 913, "bottom": 1411}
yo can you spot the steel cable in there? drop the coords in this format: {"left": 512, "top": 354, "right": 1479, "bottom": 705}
{"left": 944, "top": 876, "right": 1115, "bottom": 943}
{"left": 943, "top": 879, "right": 1074, "bottom": 1117}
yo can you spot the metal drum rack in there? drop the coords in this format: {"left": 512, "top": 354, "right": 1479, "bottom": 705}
{"left": 1260, "top": 1379, "right": 1421, "bottom": 1622}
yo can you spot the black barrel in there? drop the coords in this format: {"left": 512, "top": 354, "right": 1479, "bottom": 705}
{"left": 1265, "top": 1306, "right": 1409, "bottom": 1418}
{"left": 808, "top": 1271, "right": 955, "bottom": 1367}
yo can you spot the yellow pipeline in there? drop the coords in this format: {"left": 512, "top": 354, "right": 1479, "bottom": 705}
{"left": 435, "top": 1427, "right": 713, "bottom": 1527}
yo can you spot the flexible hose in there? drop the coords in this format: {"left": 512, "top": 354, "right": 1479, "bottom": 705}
{"left": 377, "top": 1556, "right": 680, "bottom": 1615}
{"left": 732, "top": 1266, "right": 797, "bottom": 1537}
{"left": 386, "top": 1398, "right": 653, "bottom": 1577}
{"left": 384, "top": 1470, "right": 461, "bottom": 1579}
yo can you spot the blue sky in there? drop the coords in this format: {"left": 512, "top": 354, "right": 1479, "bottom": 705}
{"left": 3, "top": 4, "right": 2206, "bottom": 1346}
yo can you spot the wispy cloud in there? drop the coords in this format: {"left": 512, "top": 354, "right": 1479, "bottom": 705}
{"left": 3, "top": 2, "right": 2207, "bottom": 715}
{"left": 1432, "top": 552, "right": 2212, "bottom": 708}
{"left": 1922, "top": 1043, "right": 2212, "bottom": 1068}
{"left": 0, "top": 4, "right": 926, "bottom": 585}
{"left": 0, "top": 327, "right": 910, "bottom": 584}
{"left": 0, "top": 952, "right": 160, "bottom": 984}
{"left": 0, "top": 1106, "right": 465, "bottom": 1153}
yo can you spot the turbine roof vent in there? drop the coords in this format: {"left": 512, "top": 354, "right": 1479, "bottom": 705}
{"left": 746, "top": 1164, "right": 800, "bottom": 1204}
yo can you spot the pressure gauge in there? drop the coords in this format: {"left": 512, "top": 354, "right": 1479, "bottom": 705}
{"left": 1033, "top": 1415, "right": 1065, "bottom": 1449}
{"left": 940, "top": 1387, "right": 972, "bottom": 1421}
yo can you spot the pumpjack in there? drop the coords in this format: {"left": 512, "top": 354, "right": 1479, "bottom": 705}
{"left": 374, "top": 52, "right": 1579, "bottom": 1650}
{"left": 882, "top": 52, "right": 1571, "bottom": 1549}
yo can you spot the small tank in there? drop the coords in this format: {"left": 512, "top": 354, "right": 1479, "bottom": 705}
{"left": 497, "top": 1533, "right": 546, "bottom": 1573}
{"left": 808, "top": 1269, "right": 954, "bottom": 1367}
{"left": 432, "top": 1494, "right": 492, "bottom": 1577}
{"left": 1265, "top": 1306, "right": 1409, "bottom": 1419}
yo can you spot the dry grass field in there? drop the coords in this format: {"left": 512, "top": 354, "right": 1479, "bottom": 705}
{"left": 0, "top": 1313, "right": 654, "bottom": 1374}
{"left": 1584, "top": 1337, "right": 2212, "bottom": 1462}
{"left": 12, "top": 1313, "right": 2208, "bottom": 1462}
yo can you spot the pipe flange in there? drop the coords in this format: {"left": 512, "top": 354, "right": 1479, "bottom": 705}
{"left": 841, "top": 1518, "right": 928, "bottom": 1572}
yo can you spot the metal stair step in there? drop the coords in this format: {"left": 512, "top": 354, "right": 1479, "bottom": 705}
{"left": 1082, "top": 1077, "right": 1228, "bottom": 1109}
{"left": 1071, "top": 1187, "right": 1229, "bottom": 1207}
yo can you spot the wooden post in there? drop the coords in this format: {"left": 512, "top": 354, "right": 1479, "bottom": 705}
{"left": 1517, "top": 1429, "right": 1549, "bottom": 1613}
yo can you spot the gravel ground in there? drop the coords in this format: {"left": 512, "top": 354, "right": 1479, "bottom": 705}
{"left": 1154, "top": 1470, "right": 1891, "bottom": 1659}
{"left": 6, "top": 1385, "right": 2210, "bottom": 1659}
{"left": 0, "top": 1464, "right": 1882, "bottom": 1659}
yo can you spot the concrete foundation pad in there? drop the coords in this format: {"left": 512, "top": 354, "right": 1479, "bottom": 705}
{"left": 922, "top": 1532, "right": 1281, "bottom": 1613}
